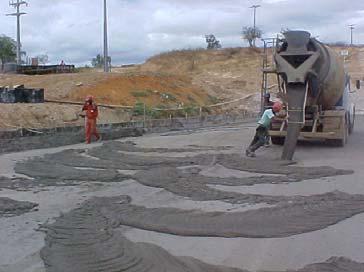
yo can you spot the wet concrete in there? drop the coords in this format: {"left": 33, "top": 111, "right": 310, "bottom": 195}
{"left": 0, "top": 197, "right": 37, "bottom": 216}
{"left": 0, "top": 126, "right": 143, "bottom": 154}
{"left": 40, "top": 196, "right": 246, "bottom": 272}
{"left": 1, "top": 118, "right": 364, "bottom": 271}
{"left": 5, "top": 142, "right": 359, "bottom": 239}
{"left": 47, "top": 191, "right": 363, "bottom": 239}
{"left": 41, "top": 196, "right": 364, "bottom": 272}
{"left": 124, "top": 225, "right": 364, "bottom": 271}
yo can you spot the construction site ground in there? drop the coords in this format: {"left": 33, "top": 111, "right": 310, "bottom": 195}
{"left": 1, "top": 46, "right": 364, "bottom": 271}
{"left": 1, "top": 115, "right": 364, "bottom": 272}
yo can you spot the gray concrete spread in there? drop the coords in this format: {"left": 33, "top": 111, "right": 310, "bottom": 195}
{"left": 1, "top": 117, "right": 364, "bottom": 271}
{"left": 40, "top": 196, "right": 364, "bottom": 272}
{"left": 0, "top": 197, "right": 37, "bottom": 216}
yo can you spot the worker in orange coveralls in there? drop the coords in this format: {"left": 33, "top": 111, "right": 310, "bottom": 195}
{"left": 80, "top": 95, "right": 101, "bottom": 144}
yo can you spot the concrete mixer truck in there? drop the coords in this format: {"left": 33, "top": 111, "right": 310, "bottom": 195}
{"left": 264, "top": 31, "right": 356, "bottom": 160}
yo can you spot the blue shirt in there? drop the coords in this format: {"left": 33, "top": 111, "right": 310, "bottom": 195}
{"left": 258, "top": 109, "right": 275, "bottom": 128}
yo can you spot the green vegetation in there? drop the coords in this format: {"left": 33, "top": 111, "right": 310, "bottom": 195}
{"left": 0, "top": 35, "right": 16, "bottom": 70}
{"left": 131, "top": 90, "right": 150, "bottom": 98}
{"left": 133, "top": 100, "right": 202, "bottom": 119}
{"left": 132, "top": 101, "right": 146, "bottom": 116}
{"left": 207, "top": 95, "right": 220, "bottom": 105}
{"left": 242, "top": 26, "right": 263, "bottom": 48}
{"left": 183, "top": 104, "right": 199, "bottom": 115}
{"left": 187, "top": 95, "right": 196, "bottom": 103}
{"left": 132, "top": 101, "right": 162, "bottom": 119}
{"left": 91, "top": 54, "right": 111, "bottom": 68}
{"left": 160, "top": 92, "right": 177, "bottom": 101}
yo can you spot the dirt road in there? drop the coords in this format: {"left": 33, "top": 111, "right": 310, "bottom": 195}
{"left": 1, "top": 116, "right": 364, "bottom": 272}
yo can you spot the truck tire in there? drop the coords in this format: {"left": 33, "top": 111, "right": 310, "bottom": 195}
{"left": 328, "top": 116, "right": 348, "bottom": 147}
{"left": 349, "top": 106, "right": 355, "bottom": 134}
{"left": 271, "top": 136, "right": 285, "bottom": 145}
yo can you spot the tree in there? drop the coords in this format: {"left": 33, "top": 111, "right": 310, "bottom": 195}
{"left": 0, "top": 35, "right": 16, "bottom": 70}
{"left": 91, "top": 54, "right": 111, "bottom": 68}
{"left": 36, "top": 54, "right": 49, "bottom": 65}
{"left": 205, "top": 34, "right": 222, "bottom": 49}
{"left": 242, "top": 26, "right": 262, "bottom": 47}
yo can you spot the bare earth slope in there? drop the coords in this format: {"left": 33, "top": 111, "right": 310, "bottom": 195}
{"left": 0, "top": 72, "right": 211, "bottom": 129}
{"left": 1, "top": 46, "right": 364, "bottom": 129}
{"left": 141, "top": 48, "right": 263, "bottom": 101}
{"left": 141, "top": 46, "right": 364, "bottom": 112}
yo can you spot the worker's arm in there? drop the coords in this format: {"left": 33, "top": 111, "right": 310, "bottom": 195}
{"left": 272, "top": 111, "right": 288, "bottom": 121}
{"left": 273, "top": 116, "right": 288, "bottom": 122}
{"left": 79, "top": 104, "right": 87, "bottom": 118}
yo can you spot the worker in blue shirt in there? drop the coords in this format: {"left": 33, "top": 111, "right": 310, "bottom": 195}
{"left": 263, "top": 92, "right": 274, "bottom": 147}
{"left": 246, "top": 102, "right": 284, "bottom": 157}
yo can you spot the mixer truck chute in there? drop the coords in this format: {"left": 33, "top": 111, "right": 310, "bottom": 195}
{"left": 262, "top": 31, "right": 356, "bottom": 160}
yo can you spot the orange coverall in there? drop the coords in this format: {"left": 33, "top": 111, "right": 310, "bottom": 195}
{"left": 82, "top": 102, "right": 100, "bottom": 144}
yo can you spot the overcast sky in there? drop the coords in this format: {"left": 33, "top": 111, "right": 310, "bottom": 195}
{"left": 1, "top": 0, "right": 363, "bottom": 66}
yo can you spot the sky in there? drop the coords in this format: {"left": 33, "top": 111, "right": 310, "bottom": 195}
{"left": 1, "top": 0, "right": 364, "bottom": 66}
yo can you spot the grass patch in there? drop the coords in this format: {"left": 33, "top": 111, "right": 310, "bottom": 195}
{"left": 160, "top": 92, "right": 177, "bottom": 101}
{"left": 187, "top": 95, "right": 196, "bottom": 103}
{"left": 183, "top": 104, "right": 199, "bottom": 115}
{"left": 132, "top": 101, "right": 163, "bottom": 119}
{"left": 207, "top": 95, "right": 220, "bottom": 105}
{"left": 131, "top": 90, "right": 150, "bottom": 98}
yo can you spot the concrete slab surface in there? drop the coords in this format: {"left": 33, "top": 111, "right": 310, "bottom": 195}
{"left": 1, "top": 117, "right": 364, "bottom": 272}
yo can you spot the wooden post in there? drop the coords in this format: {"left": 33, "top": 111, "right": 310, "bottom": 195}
{"left": 143, "top": 103, "right": 146, "bottom": 127}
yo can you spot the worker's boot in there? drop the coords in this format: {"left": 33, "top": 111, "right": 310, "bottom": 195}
{"left": 245, "top": 149, "right": 256, "bottom": 157}
{"left": 264, "top": 136, "right": 271, "bottom": 147}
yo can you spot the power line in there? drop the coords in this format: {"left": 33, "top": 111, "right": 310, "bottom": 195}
{"left": 6, "top": 0, "right": 28, "bottom": 65}
{"left": 103, "top": 0, "right": 110, "bottom": 72}
{"left": 249, "top": 5, "right": 261, "bottom": 46}
{"left": 349, "top": 24, "right": 355, "bottom": 46}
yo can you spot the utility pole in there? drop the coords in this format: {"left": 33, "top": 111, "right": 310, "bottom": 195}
{"left": 249, "top": 4, "right": 260, "bottom": 46}
{"left": 103, "top": 0, "right": 110, "bottom": 72}
{"left": 349, "top": 24, "right": 355, "bottom": 46}
{"left": 7, "top": 0, "right": 28, "bottom": 65}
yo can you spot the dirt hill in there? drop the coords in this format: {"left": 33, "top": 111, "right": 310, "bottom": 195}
{"left": 141, "top": 46, "right": 364, "bottom": 112}
{"left": 1, "top": 45, "right": 364, "bottom": 130}
{"left": 141, "top": 48, "right": 263, "bottom": 101}
{"left": 66, "top": 73, "right": 210, "bottom": 107}
{"left": 0, "top": 71, "right": 213, "bottom": 129}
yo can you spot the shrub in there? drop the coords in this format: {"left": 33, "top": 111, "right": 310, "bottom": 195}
{"left": 131, "top": 90, "right": 150, "bottom": 98}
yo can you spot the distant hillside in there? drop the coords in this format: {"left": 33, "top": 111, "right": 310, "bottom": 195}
{"left": 1, "top": 45, "right": 363, "bottom": 129}
{"left": 140, "top": 46, "right": 364, "bottom": 112}
{"left": 141, "top": 48, "right": 263, "bottom": 101}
